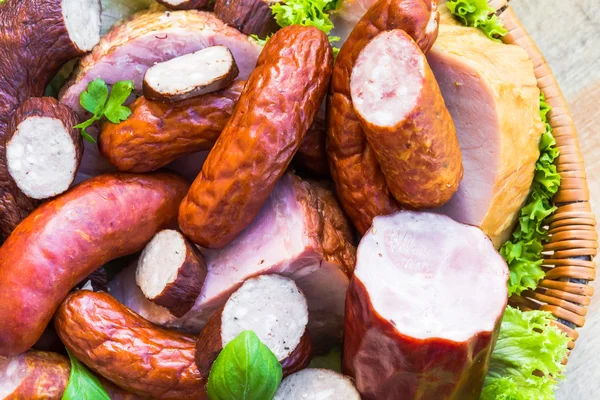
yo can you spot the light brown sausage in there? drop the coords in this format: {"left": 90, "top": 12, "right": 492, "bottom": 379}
{"left": 293, "top": 110, "right": 330, "bottom": 177}
{"left": 179, "top": 25, "right": 333, "bottom": 248}
{"left": 99, "top": 81, "right": 245, "bottom": 173}
{"left": 327, "top": 0, "right": 439, "bottom": 233}
{"left": 0, "top": 173, "right": 189, "bottom": 356}
{"left": 54, "top": 290, "right": 205, "bottom": 400}
{"left": 351, "top": 29, "right": 462, "bottom": 207}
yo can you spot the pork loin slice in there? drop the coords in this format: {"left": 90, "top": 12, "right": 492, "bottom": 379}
{"left": 429, "top": 6, "right": 544, "bottom": 247}
{"left": 136, "top": 229, "right": 208, "bottom": 317}
{"left": 196, "top": 275, "right": 312, "bottom": 377}
{"left": 143, "top": 46, "right": 239, "bottom": 102}
{"left": 344, "top": 211, "right": 508, "bottom": 400}
{"left": 274, "top": 369, "right": 361, "bottom": 400}
{"left": 214, "top": 0, "right": 279, "bottom": 38}
{"left": 6, "top": 98, "right": 83, "bottom": 200}
{"left": 110, "top": 173, "right": 356, "bottom": 350}
{"left": 156, "top": 0, "right": 210, "bottom": 10}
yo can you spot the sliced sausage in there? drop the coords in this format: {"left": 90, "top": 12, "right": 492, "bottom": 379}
{"left": 54, "top": 290, "right": 205, "bottom": 399}
{"left": 5, "top": 97, "right": 82, "bottom": 201}
{"left": 156, "top": 0, "right": 211, "bottom": 10}
{"left": 143, "top": 46, "right": 239, "bottom": 102}
{"left": 344, "top": 211, "right": 508, "bottom": 400}
{"left": 179, "top": 25, "right": 333, "bottom": 248}
{"left": 214, "top": 0, "right": 279, "bottom": 38}
{"left": 0, "top": 351, "right": 69, "bottom": 399}
{"left": 327, "top": 0, "right": 439, "bottom": 233}
{"left": 195, "top": 275, "right": 312, "bottom": 377}
{"left": 136, "top": 229, "right": 208, "bottom": 317}
{"left": 99, "top": 81, "right": 244, "bottom": 173}
{"left": 0, "top": 172, "right": 189, "bottom": 356}
{"left": 0, "top": 0, "right": 101, "bottom": 242}
{"left": 274, "top": 369, "right": 361, "bottom": 400}
{"left": 351, "top": 29, "right": 462, "bottom": 208}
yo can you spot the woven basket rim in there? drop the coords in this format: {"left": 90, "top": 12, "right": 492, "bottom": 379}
{"left": 493, "top": 0, "right": 597, "bottom": 351}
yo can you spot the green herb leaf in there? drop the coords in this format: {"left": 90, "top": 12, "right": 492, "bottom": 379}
{"left": 480, "top": 306, "right": 570, "bottom": 400}
{"left": 104, "top": 80, "right": 135, "bottom": 123}
{"left": 80, "top": 79, "right": 109, "bottom": 117}
{"left": 62, "top": 349, "right": 111, "bottom": 400}
{"left": 269, "top": 0, "right": 341, "bottom": 54}
{"left": 447, "top": 0, "right": 508, "bottom": 41}
{"left": 207, "top": 330, "right": 282, "bottom": 400}
{"left": 500, "top": 94, "right": 561, "bottom": 296}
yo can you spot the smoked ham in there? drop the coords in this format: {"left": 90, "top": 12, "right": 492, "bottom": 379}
{"left": 428, "top": 6, "right": 544, "bottom": 247}
{"left": 344, "top": 211, "right": 508, "bottom": 399}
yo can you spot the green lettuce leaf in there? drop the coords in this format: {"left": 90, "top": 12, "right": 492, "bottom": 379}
{"left": 447, "top": 0, "right": 508, "bottom": 41}
{"left": 481, "top": 306, "right": 570, "bottom": 400}
{"left": 501, "top": 94, "right": 561, "bottom": 296}
{"left": 255, "top": 0, "right": 341, "bottom": 55}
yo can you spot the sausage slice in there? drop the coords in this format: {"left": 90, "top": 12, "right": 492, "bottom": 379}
{"left": 350, "top": 29, "right": 462, "bottom": 208}
{"left": 344, "top": 211, "right": 509, "bottom": 400}
{"left": 136, "top": 229, "right": 208, "bottom": 317}
{"left": 274, "top": 369, "right": 361, "bottom": 400}
{"left": 5, "top": 98, "right": 83, "bottom": 200}
{"left": 143, "top": 46, "right": 240, "bottom": 102}
{"left": 196, "top": 274, "right": 312, "bottom": 377}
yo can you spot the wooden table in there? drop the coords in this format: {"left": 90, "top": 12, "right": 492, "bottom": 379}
{"left": 511, "top": 1, "right": 600, "bottom": 398}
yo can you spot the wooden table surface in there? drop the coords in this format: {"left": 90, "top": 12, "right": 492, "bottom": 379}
{"left": 510, "top": 1, "right": 599, "bottom": 398}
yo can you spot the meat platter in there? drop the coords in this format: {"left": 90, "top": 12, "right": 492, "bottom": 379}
{"left": 0, "top": 0, "right": 593, "bottom": 399}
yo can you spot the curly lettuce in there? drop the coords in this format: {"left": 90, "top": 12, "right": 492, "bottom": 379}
{"left": 481, "top": 306, "right": 570, "bottom": 400}
{"left": 252, "top": 0, "right": 342, "bottom": 54}
{"left": 447, "top": 0, "right": 508, "bottom": 41}
{"left": 501, "top": 94, "right": 561, "bottom": 296}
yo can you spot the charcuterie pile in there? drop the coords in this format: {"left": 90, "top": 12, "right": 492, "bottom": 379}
{"left": 0, "top": 0, "right": 571, "bottom": 399}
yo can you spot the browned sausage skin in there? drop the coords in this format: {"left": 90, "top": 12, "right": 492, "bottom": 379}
{"left": 0, "top": 173, "right": 189, "bottom": 356}
{"left": 99, "top": 81, "right": 245, "bottom": 173}
{"left": 0, "top": 0, "right": 100, "bottom": 242}
{"left": 55, "top": 291, "right": 205, "bottom": 399}
{"left": 326, "top": 0, "right": 439, "bottom": 233}
{"left": 179, "top": 25, "right": 334, "bottom": 248}
{"left": 214, "top": 0, "right": 279, "bottom": 38}
{"left": 351, "top": 29, "right": 462, "bottom": 207}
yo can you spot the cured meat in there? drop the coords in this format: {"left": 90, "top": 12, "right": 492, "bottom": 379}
{"left": 428, "top": 6, "right": 543, "bottom": 247}
{"left": 344, "top": 211, "right": 508, "bottom": 399}
{"left": 111, "top": 173, "right": 355, "bottom": 350}
{"left": 274, "top": 369, "right": 361, "bottom": 399}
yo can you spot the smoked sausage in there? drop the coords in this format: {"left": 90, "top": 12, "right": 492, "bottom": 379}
{"left": 0, "top": 351, "right": 69, "bottom": 399}
{"left": 179, "top": 25, "right": 333, "bottom": 248}
{"left": 351, "top": 29, "right": 462, "bottom": 208}
{"left": 0, "top": 172, "right": 189, "bottom": 356}
{"left": 327, "top": 0, "right": 439, "bottom": 233}
{"left": 55, "top": 291, "right": 205, "bottom": 399}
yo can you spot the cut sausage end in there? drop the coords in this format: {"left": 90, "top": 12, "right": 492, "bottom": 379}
{"left": 143, "top": 46, "right": 240, "bottom": 102}
{"left": 62, "top": 0, "right": 101, "bottom": 51}
{"left": 221, "top": 275, "right": 309, "bottom": 361}
{"left": 136, "top": 229, "right": 207, "bottom": 317}
{"left": 356, "top": 211, "right": 508, "bottom": 342}
{"left": 274, "top": 369, "right": 360, "bottom": 400}
{"left": 7, "top": 116, "right": 80, "bottom": 199}
{"left": 350, "top": 30, "right": 425, "bottom": 128}
{"left": 0, "top": 355, "right": 26, "bottom": 398}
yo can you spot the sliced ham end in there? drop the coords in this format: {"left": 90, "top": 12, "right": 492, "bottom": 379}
{"left": 274, "top": 369, "right": 361, "bottom": 400}
{"left": 6, "top": 98, "right": 83, "bottom": 200}
{"left": 136, "top": 229, "right": 207, "bottom": 317}
{"left": 196, "top": 274, "right": 312, "bottom": 377}
{"left": 143, "top": 46, "right": 240, "bottom": 102}
{"left": 344, "top": 211, "right": 508, "bottom": 400}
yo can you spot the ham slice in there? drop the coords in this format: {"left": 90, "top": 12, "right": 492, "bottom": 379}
{"left": 428, "top": 6, "right": 544, "bottom": 247}
{"left": 344, "top": 211, "right": 508, "bottom": 399}
{"left": 110, "top": 173, "right": 356, "bottom": 350}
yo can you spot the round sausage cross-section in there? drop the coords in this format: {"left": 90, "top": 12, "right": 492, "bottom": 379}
{"left": 350, "top": 29, "right": 462, "bottom": 209}
{"left": 344, "top": 211, "right": 508, "bottom": 400}
{"left": 274, "top": 368, "right": 361, "bottom": 400}
{"left": 196, "top": 274, "right": 312, "bottom": 377}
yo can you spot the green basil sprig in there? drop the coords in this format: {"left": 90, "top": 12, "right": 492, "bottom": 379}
{"left": 207, "top": 330, "right": 282, "bottom": 400}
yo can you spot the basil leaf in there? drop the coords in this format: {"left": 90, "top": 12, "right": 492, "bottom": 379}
{"left": 104, "top": 80, "right": 134, "bottom": 123}
{"left": 62, "top": 349, "right": 110, "bottom": 400}
{"left": 207, "top": 330, "right": 282, "bottom": 400}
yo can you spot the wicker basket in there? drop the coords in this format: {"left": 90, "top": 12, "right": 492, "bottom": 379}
{"left": 487, "top": 0, "right": 597, "bottom": 351}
